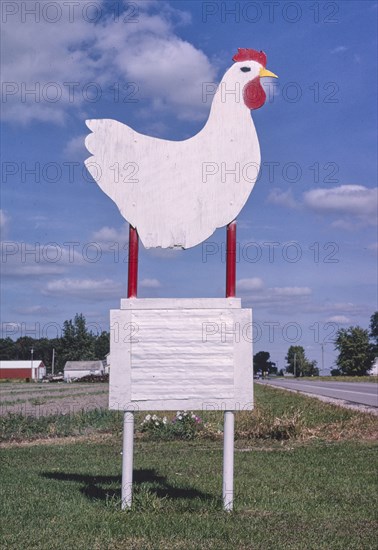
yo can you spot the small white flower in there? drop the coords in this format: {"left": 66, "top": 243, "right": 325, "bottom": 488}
{"left": 155, "top": 421, "right": 159, "bottom": 426}
{"left": 145, "top": 414, "right": 151, "bottom": 421}
{"left": 176, "top": 411, "right": 181, "bottom": 416}
{"left": 163, "top": 417, "right": 167, "bottom": 424}
{"left": 152, "top": 414, "right": 157, "bottom": 420}
{"left": 178, "top": 415, "right": 182, "bottom": 420}
{"left": 191, "top": 414, "right": 196, "bottom": 419}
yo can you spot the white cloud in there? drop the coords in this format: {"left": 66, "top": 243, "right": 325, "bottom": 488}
{"left": 331, "top": 46, "right": 348, "bottom": 54}
{"left": 303, "top": 185, "right": 377, "bottom": 219}
{"left": 0, "top": 210, "right": 9, "bottom": 230}
{"left": 1, "top": 0, "right": 216, "bottom": 124}
{"left": 302, "top": 301, "right": 370, "bottom": 318}
{"left": 326, "top": 315, "right": 351, "bottom": 324}
{"left": 139, "top": 278, "right": 161, "bottom": 288}
{"left": 43, "top": 277, "right": 123, "bottom": 299}
{"left": 237, "top": 219, "right": 253, "bottom": 230}
{"left": 272, "top": 185, "right": 378, "bottom": 228}
{"left": 3, "top": 264, "right": 66, "bottom": 277}
{"left": 13, "top": 305, "right": 55, "bottom": 315}
{"left": 270, "top": 287, "right": 312, "bottom": 297}
{"left": 1, "top": 240, "right": 86, "bottom": 278}
{"left": 91, "top": 224, "right": 129, "bottom": 248}
{"left": 267, "top": 188, "right": 298, "bottom": 209}
{"left": 0, "top": 210, "right": 10, "bottom": 239}
{"left": 238, "top": 279, "right": 312, "bottom": 311}
{"left": 237, "top": 277, "right": 264, "bottom": 291}
{"left": 63, "top": 135, "right": 88, "bottom": 160}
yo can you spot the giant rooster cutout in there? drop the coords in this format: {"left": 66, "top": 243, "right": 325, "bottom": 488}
{"left": 85, "top": 49, "right": 277, "bottom": 249}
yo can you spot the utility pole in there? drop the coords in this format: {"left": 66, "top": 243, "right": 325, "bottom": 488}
{"left": 321, "top": 343, "right": 324, "bottom": 374}
{"left": 31, "top": 347, "right": 34, "bottom": 381}
{"left": 52, "top": 348, "right": 55, "bottom": 376}
{"left": 294, "top": 353, "right": 297, "bottom": 378}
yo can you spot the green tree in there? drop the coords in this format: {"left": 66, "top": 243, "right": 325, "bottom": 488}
{"left": 14, "top": 337, "right": 35, "bottom": 360}
{"left": 253, "top": 351, "right": 274, "bottom": 376}
{"left": 58, "top": 313, "right": 96, "bottom": 368}
{"left": 94, "top": 331, "right": 110, "bottom": 360}
{"left": 285, "top": 345, "right": 318, "bottom": 377}
{"left": 335, "top": 326, "right": 374, "bottom": 376}
{"left": 369, "top": 311, "right": 378, "bottom": 356}
{"left": 330, "top": 368, "right": 341, "bottom": 376}
{"left": 0, "top": 338, "right": 16, "bottom": 359}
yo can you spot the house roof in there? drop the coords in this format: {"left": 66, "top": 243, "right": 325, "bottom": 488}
{"left": 64, "top": 361, "right": 103, "bottom": 371}
{"left": 0, "top": 360, "right": 44, "bottom": 369}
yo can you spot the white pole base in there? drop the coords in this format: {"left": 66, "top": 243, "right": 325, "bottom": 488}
{"left": 222, "top": 410, "right": 234, "bottom": 511}
{"left": 121, "top": 411, "right": 134, "bottom": 509}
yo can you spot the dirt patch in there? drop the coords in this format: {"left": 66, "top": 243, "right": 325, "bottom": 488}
{"left": 0, "top": 383, "right": 109, "bottom": 417}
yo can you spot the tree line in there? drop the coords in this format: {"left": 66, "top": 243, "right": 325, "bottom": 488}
{"left": 254, "top": 312, "right": 377, "bottom": 377}
{"left": 0, "top": 314, "right": 109, "bottom": 373}
{"left": 1, "top": 312, "right": 377, "bottom": 377}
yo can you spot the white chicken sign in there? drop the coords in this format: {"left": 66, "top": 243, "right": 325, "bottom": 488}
{"left": 85, "top": 48, "right": 277, "bottom": 249}
{"left": 84, "top": 49, "right": 277, "bottom": 511}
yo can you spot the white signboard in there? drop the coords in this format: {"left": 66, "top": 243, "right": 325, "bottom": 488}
{"left": 110, "top": 298, "right": 253, "bottom": 411}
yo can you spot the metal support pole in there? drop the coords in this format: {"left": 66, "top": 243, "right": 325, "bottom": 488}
{"left": 226, "top": 221, "right": 237, "bottom": 298}
{"left": 127, "top": 225, "right": 139, "bottom": 299}
{"left": 223, "top": 221, "right": 237, "bottom": 511}
{"left": 121, "top": 224, "right": 139, "bottom": 509}
{"left": 121, "top": 412, "right": 134, "bottom": 509}
{"left": 223, "top": 411, "right": 235, "bottom": 511}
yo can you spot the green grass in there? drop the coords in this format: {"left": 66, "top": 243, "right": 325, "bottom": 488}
{"left": 298, "top": 376, "right": 378, "bottom": 383}
{"left": 1, "top": 385, "right": 376, "bottom": 444}
{"left": 0, "top": 409, "right": 122, "bottom": 442}
{"left": 0, "top": 386, "right": 377, "bottom": 549}
{"left": 1, "top": 437, "right": 377, "bottom": 549}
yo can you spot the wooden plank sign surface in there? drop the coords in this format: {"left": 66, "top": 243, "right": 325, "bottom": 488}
{"left": 110, "top": 298, "right": 253, "bottom": 411}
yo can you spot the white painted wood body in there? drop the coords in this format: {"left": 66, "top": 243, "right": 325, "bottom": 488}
{"left": 85, "top": 60, "right": 263, "bottom": 249}
{"left": 110, "top": 298, "right": 253, "bottom": 411}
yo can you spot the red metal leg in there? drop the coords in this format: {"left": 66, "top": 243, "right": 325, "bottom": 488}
{"left": 226, "top": 221, "right": 236, "bottom": 298}
{"left": 127, "top": 225, "right": 139, "bottom": 298}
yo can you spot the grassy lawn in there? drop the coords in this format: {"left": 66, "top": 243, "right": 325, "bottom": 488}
{"left": 1, "top": 386, "right": 377, "bottom": 549}
{"left": 295, "top": 376, "right": 378, "bottom": 383}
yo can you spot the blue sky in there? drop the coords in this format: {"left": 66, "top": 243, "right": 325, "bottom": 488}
{"left": 1, "top": 0, "right": 377, "bottom": 372}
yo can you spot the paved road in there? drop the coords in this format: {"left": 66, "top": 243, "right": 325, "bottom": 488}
{"left": 258, "top": 379, "right": 378, "bottom": 408}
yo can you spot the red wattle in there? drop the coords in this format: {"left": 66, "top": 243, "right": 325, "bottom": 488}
{"left": 243, "top": 77, "right": 266, "bottom": 110}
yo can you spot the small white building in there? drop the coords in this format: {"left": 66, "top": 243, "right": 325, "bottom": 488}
{"left": 104, "top": 353, "right": 111, "bottom": 375}
{"left": 370, "top": 357, "right": 378, "bottom": 376}
{"left": 63, "top": 360, "right": 104, "bottom": 381}
{"left": 0, "top": 360, "right": 46, "bottom": 381}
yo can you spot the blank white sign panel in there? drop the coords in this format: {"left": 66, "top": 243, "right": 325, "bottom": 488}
{"left": 109, "top": 298, "right": 253, "bottom": 411}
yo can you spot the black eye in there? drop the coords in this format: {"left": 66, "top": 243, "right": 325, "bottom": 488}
{"left": 240, "top": 67, "right": 251, "bottom": 72}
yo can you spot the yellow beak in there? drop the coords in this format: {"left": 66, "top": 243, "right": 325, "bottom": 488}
{"left": 259, "top": 68, "right": 278, "bottom": 78}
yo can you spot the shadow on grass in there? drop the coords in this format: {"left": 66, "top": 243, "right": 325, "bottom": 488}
{"left": 41, "top": 469, "right": 213, "bottom": 504}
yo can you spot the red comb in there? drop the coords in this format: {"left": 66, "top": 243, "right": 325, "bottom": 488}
{"left": 232, "top": 48, "right": 267, "bottom": 67}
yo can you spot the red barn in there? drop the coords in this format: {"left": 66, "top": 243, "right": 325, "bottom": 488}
{"left": 0, "top": 360, "right": 46, "bottom": 380}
